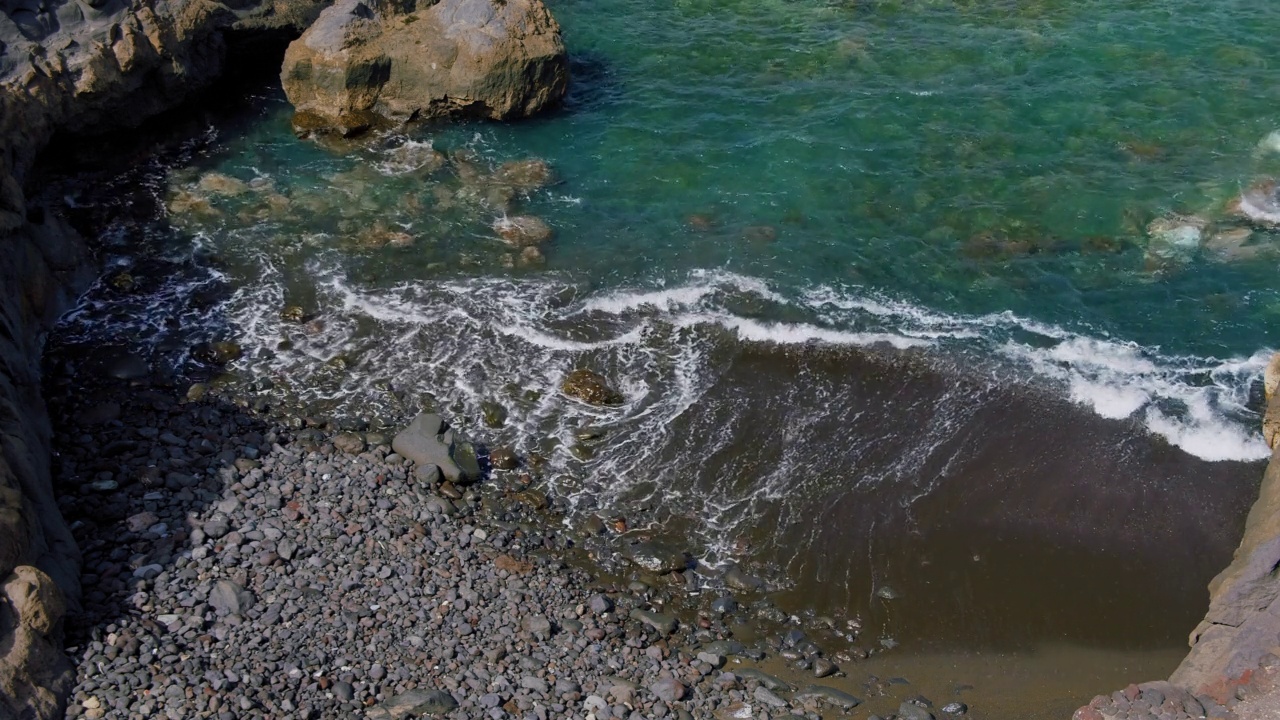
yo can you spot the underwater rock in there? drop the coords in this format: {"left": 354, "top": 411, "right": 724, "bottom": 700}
{"left": 561, "top": 369, "right": 623, "bottom": 406}
{"left": 1205, "top": 227, "right": 1262, "bottom": 262}
{"left": 1143, "top": 215, "right": 1205, "bottom": 269}
{"left": 1238, "top": 179, "right": 1280, "bottom": 228}
{"left": 494, "top": 215, "right": 553, "bottom": 247}
{"left": 743, "top": 225, "right": 778, "bottom": 243}
{"left": 196, "top": 172, "right": 249, "bottom": 197}
{"left": 280, "top": 0, "right": 568, "bottom": 131}
{"left": 494, "top": 158, "right": 554, "bottom": 193}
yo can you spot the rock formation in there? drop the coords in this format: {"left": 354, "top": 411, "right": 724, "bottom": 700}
{"left": 1170, "top": 354, "right": 1280, "bottom": 702}
{"left": 280, "top": 0, "right": 568, "bottom": 134}
{"left": 1076, "top": 352, "right": 1280, "bottom": 718}
{"left": 0, "top": 0, "right": 328, "bottom": 716}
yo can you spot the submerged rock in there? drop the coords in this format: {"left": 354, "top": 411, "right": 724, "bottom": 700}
{"left": 494, "top": 215, "right": 553, "bottom": 247}
{"left": 796, "top": 685, "right": 862, "bottom": 709}
{"left": 1144, "top": 215, "right": 1205, "bottom": 269}
{"left": 494, "top": 159, "right": 554, "bottom": 193}
{"left": 280, "top": 0, "right": 568, "bottom": 131}
{"left": 622, "top": 540, "right": 692, "bottom": 574}
{"left": 561, "top": 369, "right": 623, "bottom": 405}
{"left": 1238, "top": 179, "right": 1280, "bottom": 228}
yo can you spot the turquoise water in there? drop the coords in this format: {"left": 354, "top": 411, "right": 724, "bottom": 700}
{"left": 120, "top": 0, "right": 1280, "bottom": 462}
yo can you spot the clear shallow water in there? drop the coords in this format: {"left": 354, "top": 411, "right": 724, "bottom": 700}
{"left": 40, "top": 0, "right": 1280, "bottom": 705}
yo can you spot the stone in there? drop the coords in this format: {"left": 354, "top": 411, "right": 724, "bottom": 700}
{"left": 722, "top": 565, "right": 765, "bottom": 592}
{"left": 629, "top": 609, "right": 677, "bottom": 636}
{"left": 280, "top": 0, "right": 568, "bottom": 131}
{"left": 795, "top": 685, "right": 861, "bottom": 710}
{"left": 897, "top": 701, "right": 935, "bottom": 720}
{"left": 208, "top": 580, "right": 254, "bottom": 617}
{"left": 561, "top": 369, "right": 624, "bottom": 406}
{"left": 588, "top": 593, "right": 613, "bottom": 614}
{"left": 697, "top": 652, "right": 725, "bottom": 668}
{"left": 753, "top": 686, "right": 788, "bottom": 708}
{"left": 494, "top": 159, "right": 554, "bottom": 192}
{"left": 494, "top": 215, "right": 553, "bottom": 247}
{"left": 622, "top": 540, "right": 691, "bottom": 573}
{"left": 481, "top": 401, "right": 508, "bottom": 428}
{"left": 332, "top": 432, "right": 366, "bottom": 454}
{"left": 522, "top": 614, "right": 552, "bottom": 639}
{"left": 489, "top": 447, "right": 518, "bottom": 471}
{"left": 941, "top": 701, "right": 968, "bottom": 715}
{"left": 736, "top": 669, "right": 791, "bottom": 692}
{"left": 650, "top": 678, "right": 686, "bottom": 703}
{"left": 392, "top": 413, "right": 481, "bottom": 484}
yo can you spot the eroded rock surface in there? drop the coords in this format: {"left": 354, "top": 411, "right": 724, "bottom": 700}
{"left": 280, "top": 0, "right": 568, "bottom": 133}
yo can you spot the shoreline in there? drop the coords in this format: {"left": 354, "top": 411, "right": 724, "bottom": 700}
{"left": 47, "top": 334, "right": 980, "bottom": 720}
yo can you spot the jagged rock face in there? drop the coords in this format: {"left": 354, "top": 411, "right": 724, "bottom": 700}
{"left": 0, "top": 0, "right": 329, "bottom": 230}
{"left": 0, "top": 1, "right": 328, "bottom": 718}
{"left": 280, "top": 0, "right": 568, "bottom": 133}
{"left": 1162, "top": 352, "right": 1280, "bottom": 704}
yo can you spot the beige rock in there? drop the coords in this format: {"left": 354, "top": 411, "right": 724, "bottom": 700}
{"left": 280, "top": 0, "right": 568, "bottom": 132}
{"left": 197, "top": 172, "right": 250, "bottom": 197}
{"left": 494, "top": 215, "right": 552, "bottom": 247}
{"left": 3, "top": 566, "right": 66, "bottom": 636}
{"left": 494, "top": 158, "right": 554, "bottom": 193}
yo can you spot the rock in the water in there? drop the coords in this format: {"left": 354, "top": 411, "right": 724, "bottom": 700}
{"left": 622, "top": 540, "right": 691, "bottom": 573}
{"left": 754, "top": 686, "right": 789, "bottom": 708}
{"left": 898, "top": 701, "right": 936, "bottom": 720}
{"left": 489, "top": 446, "right": 519, "bottom": 470}
{"left": 333, "top": 432, "right": 366, "bottom": 454}
{"left": 737, "top": 669, "right": 792, "bottom": 692}
{"left": 481, "top": 400, "right": 508, "bottom": 428}
{"left": 723, "top": 565, "right": 766, "bottom": 592}
{"left": 494, "top": 159, "right": 554, "bottom": 192}
{"left": 561, "top": 369, "right": 624, "bottom": 406}
{"left": 494, "top": 215, "right": 553, "bottom": 247}
{"left": 812, "top": 657, "right": 838, "bottom": 678}
{"left": 630, "top": 608, "right": 677, "bottom": 635}
{"left": 1144, "top": 215, "right": 1205, "bottom": 268}
{"left": 280, "top": 0, "right": 568, "bottom": 132}
{"left": 208, "top": 580, "right": 255, "bottom": 617}
{"left": 796, "top": 685, "right": 861, "bottom": 709}
{"left": 392, "top": 413, "right": 481, "bottom": 484}
{"left": 1239, "top": 179, "right": 1280, "bottom": 228}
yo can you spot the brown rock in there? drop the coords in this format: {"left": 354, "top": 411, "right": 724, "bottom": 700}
{"left": 489, "top": 447, "right": 519, "bottom": 470}
{"left": 743, "top": 225, "right": 778, "bottom": 243}
{"left": 494, "top": 159, "right": 553, "bottom": 193}
{"left": 561, "top": 369, "right": 624, "bottom": 406}
{"left": 494, "top": 554, "right": 532, "bottom": 574}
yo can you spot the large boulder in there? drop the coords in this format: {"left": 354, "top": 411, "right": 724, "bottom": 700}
{"left": 392, "top": 413, "right": 482, "bottom": 484}
{"left": 280, "top": 0, "right": 568, "bottom": 133}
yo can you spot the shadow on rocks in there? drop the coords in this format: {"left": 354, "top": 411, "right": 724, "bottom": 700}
{"left": 42, "top": 338, "right": 281, "bottom": 717}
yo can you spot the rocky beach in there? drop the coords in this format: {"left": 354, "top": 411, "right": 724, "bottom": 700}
{"left": 44, "top": 333, "right": 971, "bottom": 720}
{"left": 5, "top": 0, "right": 1280, "bottom": 718}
